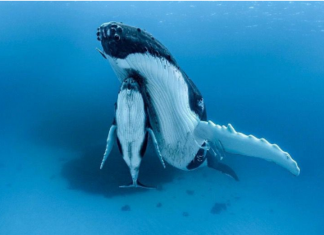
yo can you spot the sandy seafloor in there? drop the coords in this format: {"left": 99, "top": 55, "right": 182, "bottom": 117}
{"left": 1, "top": 140, "right": 323, "bottom": 235}
{"left": 1, "top": 2, "right": 324, "bottom": 235}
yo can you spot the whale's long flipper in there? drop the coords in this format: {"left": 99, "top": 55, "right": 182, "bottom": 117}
{"left": 147, "top": 128, "right": 166, "bottom": 168}
{"left": 194, "top": 121, "right": 300, "bottom": 176}
{"left": 100, "top": 125, "right": 117, "bottom": 169}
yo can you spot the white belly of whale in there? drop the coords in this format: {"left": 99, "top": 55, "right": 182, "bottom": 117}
{"left": 116, "top": 90, "right": 146, "bottom": 167}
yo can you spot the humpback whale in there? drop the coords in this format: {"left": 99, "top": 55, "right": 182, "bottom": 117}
{"left": 100, "top": 78, "right": 165, "bottom": 188}
{"left": 96, "top": 22, "right": 300, "bottom": 178}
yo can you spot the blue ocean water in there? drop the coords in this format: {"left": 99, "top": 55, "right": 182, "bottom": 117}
{"left": 0, "top": 1, "right": 323, "bottom": 234}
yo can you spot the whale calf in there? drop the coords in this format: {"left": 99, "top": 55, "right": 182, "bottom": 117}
{"left": 96, "top": 22, "right": 300, "bottom": 178}
{"left": 100, "top": 78, "right": 165, "bottom": 188}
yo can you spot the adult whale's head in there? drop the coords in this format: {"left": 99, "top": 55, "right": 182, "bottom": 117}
{"left": 97, "top": 21, "right": 177, "bottom": 66}
{"left": 96, "top": 21, "right": 207, "bottom": 122}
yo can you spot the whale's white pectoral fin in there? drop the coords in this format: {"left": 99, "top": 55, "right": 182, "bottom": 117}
{"left": 147, "top": 128, "right": 166, "bottom": 168}
{"left": 100, "top": 125, "right": 117, "bottom": 169}
{"left": 194, "top": 121, "right": 300, "bottom": 176}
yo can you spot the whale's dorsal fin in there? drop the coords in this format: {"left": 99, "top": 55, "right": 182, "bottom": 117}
{"left": 100, "top": 125, "right": 117, "bottom": 169}
{"left": 194, "top": 121, "right": 300, "bottom": 176}
{"left": 96, "top": 48, "right": 107, "bottom": 59}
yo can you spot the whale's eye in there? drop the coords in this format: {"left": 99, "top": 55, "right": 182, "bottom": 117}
{"left": 110, "top": 28, "right": 116, "bottom": 34}
{"left": 114, "top": 34, "right": 120, "bottom": 41}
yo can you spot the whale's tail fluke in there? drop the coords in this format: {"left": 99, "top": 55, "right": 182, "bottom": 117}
{"left": 194, "top": 121, "right": 300, "bottom": 176}
{"left": 119, "top": 181, "right": 155, "bottom": 189}
{"left": 207, "top": 152, "right": 239, "bottom": 181}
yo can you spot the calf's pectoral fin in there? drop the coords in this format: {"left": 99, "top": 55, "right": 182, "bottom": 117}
{"left": 194, "top": 121, "right": 300, "bottom": 176}
{"left": 100, "top": 125, "right": 117, "bottom": 169}
{"left": 147, "top": 128, "right": 166, "bottom": 168}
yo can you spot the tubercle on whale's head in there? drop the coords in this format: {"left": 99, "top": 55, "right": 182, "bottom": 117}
{"left": 97, "top": 22, "right": 177, "bottom": 64}
{"left": 120, "top": 77, "right": 140, "bottom": 93}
